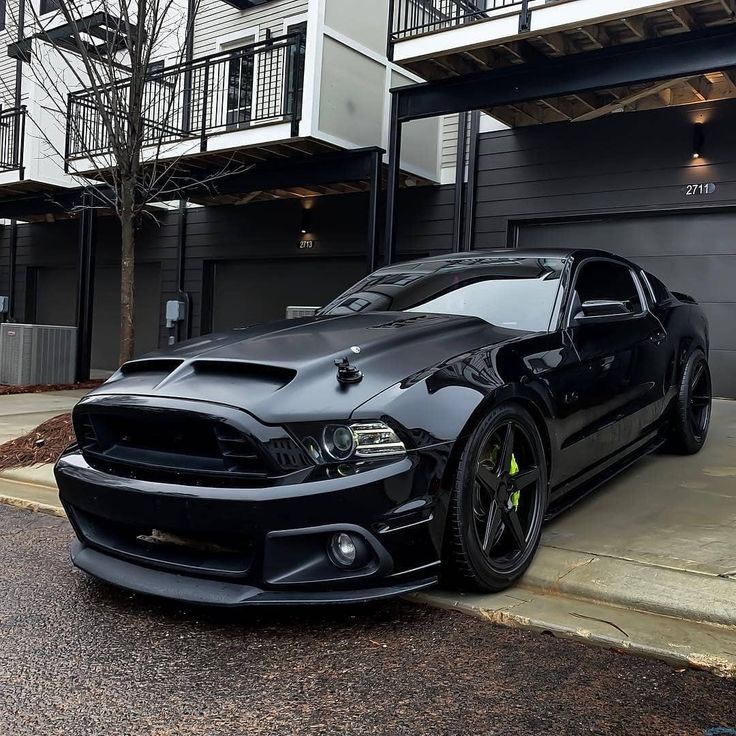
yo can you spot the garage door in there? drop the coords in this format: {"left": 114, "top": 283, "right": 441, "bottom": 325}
{"left": 210, "top": 258, "right": 365, "bottom": 332}
{"left": 34, "top": 263, "right": 162, "bottom": 372}
{"left": 516, "top": 212, "right": 736, "bottom": 397}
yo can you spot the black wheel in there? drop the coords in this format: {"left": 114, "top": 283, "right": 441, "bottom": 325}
{"left": 446, "top": 403, "right": 548, "bottom": 593}
{"left": 668, "top": 349, "right": 712, "bottom": 455}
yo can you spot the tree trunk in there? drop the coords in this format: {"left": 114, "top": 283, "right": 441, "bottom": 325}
{"left": 119, "top": 180, "right": 136, "bottom": 366}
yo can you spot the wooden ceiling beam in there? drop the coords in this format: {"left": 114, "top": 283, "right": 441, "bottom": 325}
{"left": 667, "top": 5, "right": 699, "bottom": 31}
{"left": 573, "top": 77, "right": 694, "bottom": 121}
{"left": 621, "top": 16, "right": 648, "bottom": 39}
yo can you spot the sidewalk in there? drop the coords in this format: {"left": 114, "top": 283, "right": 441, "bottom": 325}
{"left": 1, "top": 393, "right": 735, "bottom": 675}
{"left": 0, "top": 390, "right": 89, "bottom": 443}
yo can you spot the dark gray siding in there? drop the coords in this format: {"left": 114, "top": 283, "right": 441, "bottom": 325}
{"left": 473, "top": 98, "right": 736, "bottom": 397}
{"left": 472, "top": 98, "right": 736, "bottom": 248}
{"left": 5, "top": 214, "right": 179, "bottom": 361}
{"left": 183, "top": 185, "right": 455, "bottom": 335}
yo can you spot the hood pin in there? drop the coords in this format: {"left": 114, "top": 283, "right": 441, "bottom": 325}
{"left": 335, "top": 356, "right": 363, "bottom": 385}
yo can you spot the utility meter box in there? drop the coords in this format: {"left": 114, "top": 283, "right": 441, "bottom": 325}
{"left": 166, "top": 300, "right": 186, "bottom": 324}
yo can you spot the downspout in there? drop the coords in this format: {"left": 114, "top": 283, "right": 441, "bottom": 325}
{"left": 176, "top": 199, "right": 192, "bottom": 341}
{"left": 174, "top": 0, "right": 195, "bottom": 342}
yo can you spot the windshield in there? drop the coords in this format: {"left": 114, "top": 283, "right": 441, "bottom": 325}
{"left": 320, "top": 256, "right": 566, "bottom": 332}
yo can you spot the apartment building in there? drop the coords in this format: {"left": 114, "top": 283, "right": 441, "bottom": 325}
{"left": 0, "top": 0, "right": 463, "bottom": 375}
{"left": 385, "top": 0, "right": 736, "bottom": 397}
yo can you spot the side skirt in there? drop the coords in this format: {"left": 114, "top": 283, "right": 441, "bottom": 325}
{"left": 544, "top": 432, "right": 665, "bottom": 521}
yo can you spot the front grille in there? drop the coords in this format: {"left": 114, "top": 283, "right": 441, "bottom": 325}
{"left": 74, "top": 404, "right": 308, "bottom": 487}
{"left": 70, "top": 506, "right": 253, "bottom": 579}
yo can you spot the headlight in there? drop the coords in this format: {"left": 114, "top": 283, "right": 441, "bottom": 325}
{"left": 294, "top": 421, "right": 406, "bottom": 464}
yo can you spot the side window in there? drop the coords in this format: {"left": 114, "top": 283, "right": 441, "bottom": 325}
{"left": 572, "top": 261, "right": 643, "bottom": 317}
{"left": 644, "top": 272, "right": 670, "bottom": 304}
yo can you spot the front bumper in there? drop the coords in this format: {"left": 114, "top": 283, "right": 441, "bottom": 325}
{"left": 55, "top": 447, "right": 449, "bottom": 606}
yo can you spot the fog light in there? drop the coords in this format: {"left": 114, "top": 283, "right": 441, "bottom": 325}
{"left": 329, "top": 532, "right": 357, "bottom": 568}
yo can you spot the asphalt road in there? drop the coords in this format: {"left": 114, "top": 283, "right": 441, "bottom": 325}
{"left": 0, "top": 504, "right": 734, "bottom": 736}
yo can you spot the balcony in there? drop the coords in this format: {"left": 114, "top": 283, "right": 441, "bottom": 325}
{"left": 391, "top": 0, "right": 522, "bottom": 42}
{"left": 65, "top": 31, "right": 307, "bottom": 173}
{"left": 390, "top": 0, "right": 736, "bottom": 74}
{"left": 389, "top": 0, "right": 736, "bottom": 128}
{"left": 0, "top": 107, "right": 26, "bottom": 176}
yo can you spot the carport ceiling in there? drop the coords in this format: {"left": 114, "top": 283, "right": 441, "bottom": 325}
{"left": 405, "top": 0, "right": 736, "bottom": 127}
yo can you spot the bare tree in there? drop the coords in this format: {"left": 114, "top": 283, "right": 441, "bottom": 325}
{"left": 7, "top": 0, "right": 256, "bottom": 363}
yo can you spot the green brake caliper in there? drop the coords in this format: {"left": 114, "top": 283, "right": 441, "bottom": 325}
{"left": 509, "top": 453, "right": 521, "bottom": 510}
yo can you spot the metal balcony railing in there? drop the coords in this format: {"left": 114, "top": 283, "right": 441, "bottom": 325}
{"left": 65, "top": 31, "right": 305, "bottom": 161}
{"left": 0, "top": 106, "right": 26, "bottom": 173}
{"left": 390, "top": 0, "right": 523, "bottom": 42}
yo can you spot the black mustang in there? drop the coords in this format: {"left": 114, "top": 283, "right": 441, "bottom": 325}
{"left": 55, "top": 249, "right": 712, "bottom": 605}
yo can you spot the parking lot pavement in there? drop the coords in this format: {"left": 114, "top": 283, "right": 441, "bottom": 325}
{"left": 0, "top": 504, "right": 734, "bottom": 736}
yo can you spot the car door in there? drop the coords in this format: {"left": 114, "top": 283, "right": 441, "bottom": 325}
{"left": 548, "top": 258, "right": 668, "bottom": 483}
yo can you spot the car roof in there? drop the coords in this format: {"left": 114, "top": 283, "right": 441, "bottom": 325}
{"left": 385, "top": 248, "right": 637, "bottom": 270}
{"left": 414, "top": 248, "right": 621, "bottom": 262}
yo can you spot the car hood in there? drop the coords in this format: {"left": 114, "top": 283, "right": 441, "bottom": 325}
{"left": 89, "top": 312, "right": 523, "bottom": 423}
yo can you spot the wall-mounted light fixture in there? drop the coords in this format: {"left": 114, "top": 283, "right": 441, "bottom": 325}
{"left": 300, "top": 207, "right": 312, "bottom": 235}
{"left": 692, "top": 122, "right": 705, "bottom": 160}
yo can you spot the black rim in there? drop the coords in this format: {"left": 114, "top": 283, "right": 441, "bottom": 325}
{"left": 688, "top": 359, "right": 711, "bottom": 441}
{"left": 471, "top": 419, "right": 544, "bottom": 574}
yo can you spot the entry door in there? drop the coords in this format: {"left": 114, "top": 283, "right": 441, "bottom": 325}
{"left": 548, "top": 259, "right": 667, "bottom": 481}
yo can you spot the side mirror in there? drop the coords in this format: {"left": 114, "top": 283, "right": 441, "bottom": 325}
{"left": 574, "top": 299, "right": 636, "bottom": 324}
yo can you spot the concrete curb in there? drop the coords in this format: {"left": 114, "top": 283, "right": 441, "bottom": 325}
{"left": 517, "top": 546, "right": 736, "bottom": 629}
{"left": 0, "top": 492, "right": 66, "bottom": 519}
{"left": 410, "top": 589, "right": 736, "bottom": 678}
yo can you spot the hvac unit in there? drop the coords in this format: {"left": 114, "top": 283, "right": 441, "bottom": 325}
{"left": 285, "top": 306, "right": 320, "bottom": 319}
{"left": 0, "top": 324, "right": 77, "bottom": 385}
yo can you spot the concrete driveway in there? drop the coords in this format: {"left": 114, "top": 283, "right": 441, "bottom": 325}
{"left": 422, "top": 400, "right": 736, "bottom": 674}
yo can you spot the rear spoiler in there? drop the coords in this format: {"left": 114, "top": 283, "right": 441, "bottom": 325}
{"left": 671, "top": 291, "right": 698, "bottom": 305}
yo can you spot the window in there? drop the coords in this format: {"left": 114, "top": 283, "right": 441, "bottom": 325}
{"left": 225, "top": 35, "right": 256, "bottom": 126}
{"left": 284, "top": 20, "right": 306, "bottom": 117}
{"left": 571, "top": 260, "right": 643, "bottom": 320}
{"left": 40, "top": 0, "right": 60, "bottom": 14}
{"left": 642, "top": 271, "right": 670, "bottom": 304}
{"left": 321, "top": 257, "right": 566, "bottom": 333}
{"left": 0, "top": 0, "right": 5, "bottom": 31}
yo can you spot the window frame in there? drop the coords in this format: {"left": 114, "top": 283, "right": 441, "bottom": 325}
{"left": 565, "top": 257, "right": 648, "bottom": 328}
{"left": 39, "top": 0, "right": 60, "bottom": 15}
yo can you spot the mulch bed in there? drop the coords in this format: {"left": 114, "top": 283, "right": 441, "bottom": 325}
{"left": 0, "top": 413, "right": 75, "bottom": 472}
{"left": 0, "top": 380, "right": 102, "bottom": 396}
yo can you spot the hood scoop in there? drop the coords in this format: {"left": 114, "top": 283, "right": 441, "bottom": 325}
{"left": 334, "top": 356, "right": 363, "bottom": 385}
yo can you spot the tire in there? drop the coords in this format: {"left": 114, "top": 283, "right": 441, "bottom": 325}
{"left": 668, "top": 349, "right": 712, "bottom": 455}
{"left": 446, "top": 403, "right": 549, "bottom": 593}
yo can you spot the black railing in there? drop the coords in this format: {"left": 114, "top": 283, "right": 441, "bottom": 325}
{"left": 0, "top": 106, "right": 26, "bottom": 173}
{"left": 65, "top": 31, "right": 305, "bottom": 161}
{"left": 390, "top": 0, "right": 523, "bottom": 42}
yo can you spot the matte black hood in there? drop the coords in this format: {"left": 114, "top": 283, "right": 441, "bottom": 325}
{"left": 90, "top": 313, "right": 523, "bottom": 423}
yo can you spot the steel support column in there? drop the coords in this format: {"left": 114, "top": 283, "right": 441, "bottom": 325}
{"left": 462, "top": 110, "right": 480, "bottom": 252}
{"left": 75, "top": 195, "right": 96, "bottom": 382}
{"left": 366, "top": 148, "right": 382, "bottom": 274}
{"left": 451, "top": 111, "right": 468, "bottom": 253}
{"left": 384, "top": 94, "right": 402, "bottom": 266}
{"left": 7, "top": 220, "right": 17, "bottom": 318}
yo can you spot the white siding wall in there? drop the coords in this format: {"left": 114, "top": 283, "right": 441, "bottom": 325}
{"left": 0, "top": 0, "right": 20, "bottom": 108}
{"left": 193, "top": 0, "right": 308, "bottom": 56}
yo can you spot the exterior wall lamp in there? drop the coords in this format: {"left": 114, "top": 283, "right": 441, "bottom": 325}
{"left": 300, "top": 208, "right": 312, "bottom": 235}
{"left": 692, "top": 122, "right": 705, "bottom": 160}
